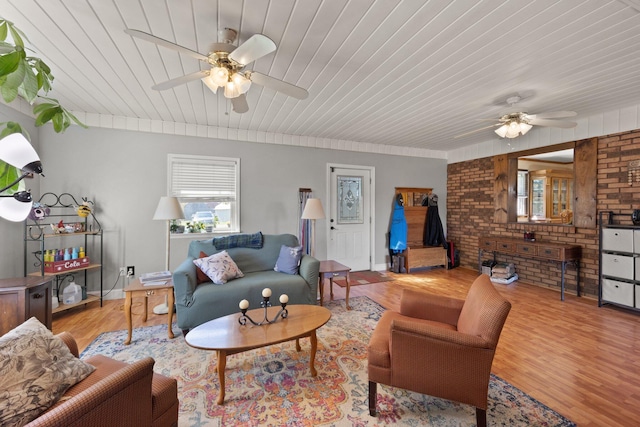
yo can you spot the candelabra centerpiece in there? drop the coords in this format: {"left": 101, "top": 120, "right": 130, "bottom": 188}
{"left": 238, "top": 288, "right": 288, "bottom": 326}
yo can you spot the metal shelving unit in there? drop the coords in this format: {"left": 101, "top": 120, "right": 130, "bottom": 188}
{"left": 24, "top": 192, "right": 103, "bottom": 313}
{"left": 598, "top": 210, "right": 640, "bottom": 311}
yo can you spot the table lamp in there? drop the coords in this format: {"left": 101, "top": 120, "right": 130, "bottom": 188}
{"left": 301, "top": 198, "right": 325, "bottom": 258}
{"left": 152, "top": 196, "right": 185, "bottom": 314}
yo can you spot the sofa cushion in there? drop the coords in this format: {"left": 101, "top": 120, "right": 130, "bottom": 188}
{"left": 193, "top": 250, "right": 244, "bottom": 284}
{"left": 274, "top": 245, "right": 303, "bottom": 275}
{"left": 187, "top": 234, "right": 299, "bottom": 274}
{"left": 0, "top": 317, "right": 95, "bottom": 426}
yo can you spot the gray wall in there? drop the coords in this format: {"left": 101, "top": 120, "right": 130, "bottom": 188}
{"left": 1, "top": 110, "right": 447, "bottom": 297}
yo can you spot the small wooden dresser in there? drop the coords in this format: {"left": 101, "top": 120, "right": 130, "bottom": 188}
{"left": 0, "top": 276, "right": 52, "bottom": 335}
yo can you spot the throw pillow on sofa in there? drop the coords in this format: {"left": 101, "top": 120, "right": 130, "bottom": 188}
{"left": 196, "top": 251, "right": 210, "bottom": 284}
{"left": 193, "top": 250, "right": 244, "bottom": 284}
{"left": 274, "top": 245, "right": 303, "bottom": 275}
{"left": 0, "top": 317, "right": 96, "bottom": 427}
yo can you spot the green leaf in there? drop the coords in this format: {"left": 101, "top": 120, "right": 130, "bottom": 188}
{"left": 0, "top": 155, "right": 21, "bottom": 195}
{"left": 4, "top": 58, "right": 25, "bottom": 89}
{"left": 0, "top": 23, "right": 7, "bottom": 42}
{"left": 0, "top": 121, "right": 24, "bottom": 138}
{"left": 33, "top": 102, "right": 58, "bottom": 114}
{"left": 1, "top": 82, "right": 18, "bottom": 103}
{"left": 20, "top": 66, "right": 39, "bottom": 103}
{"left": 35, "top": 105, "right": 62, "bottom": 127}
{"left": 8, "top": 24, "right": 24, "bottom": 48}
{"left": 51, "top": 111, "right": 64, "bottom": 132}
{"left": 0, "top": 51, "right": 20, "bottom": 77}
{"left": 65, "top": 109, "right": 88, "bottom": 129}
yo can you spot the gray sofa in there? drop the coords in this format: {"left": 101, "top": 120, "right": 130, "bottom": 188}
{"left": 173, "top": 233, "right": 320, "bottom": 332}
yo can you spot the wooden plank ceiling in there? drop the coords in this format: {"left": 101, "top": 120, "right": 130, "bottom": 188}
{"left": 1, "top": 0, "right": 640, "bottom": 152}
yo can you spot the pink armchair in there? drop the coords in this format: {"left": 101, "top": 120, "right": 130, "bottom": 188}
{"left": 367, "top": 274, "right": 511, "bottom": 426}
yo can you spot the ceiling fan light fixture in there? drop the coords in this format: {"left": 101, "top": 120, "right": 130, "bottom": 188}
{"left": 231, "top": 73, "right": 252, "bottom": 94}
{"left": 519, "top": 122, "right": 533, "bottom": 135}
{"left": 202, "top": 75, "right": 219, "bottom": 94}
{"left": 495, "top": 125, "right": 508, "bottom": 138}
{"left": 211, "top": 66, "right": 229, "bottom": 87}
{"left": 224, "top": 81, "right": 241, "bottom": 99}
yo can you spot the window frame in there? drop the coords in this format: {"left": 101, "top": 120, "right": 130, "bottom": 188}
{"left": 167, "top": 154, "right": 240, "bottom": 234}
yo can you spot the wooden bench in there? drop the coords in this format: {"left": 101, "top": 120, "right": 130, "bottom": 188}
{"left": 394, "top": 187, "right": 448, "bottom": 272}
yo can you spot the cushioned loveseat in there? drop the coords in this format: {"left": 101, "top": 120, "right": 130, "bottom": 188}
{"left": 173, "top": 233, "right": 320, "bottom": 332}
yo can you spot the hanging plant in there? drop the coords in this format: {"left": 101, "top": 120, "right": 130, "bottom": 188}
{"left": 0, "top": 18, "right": 87, "bottom": 193}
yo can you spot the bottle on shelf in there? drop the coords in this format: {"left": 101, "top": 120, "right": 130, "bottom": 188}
{"left": 79, "top": 246, "right": 85, "bottom": 258}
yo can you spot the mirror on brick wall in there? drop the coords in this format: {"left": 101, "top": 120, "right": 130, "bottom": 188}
{"left": 517, "top": 149, "right": 574, "bottom": 224}
{"left": 494, "top": 138, "right": 596, "bottom": 228}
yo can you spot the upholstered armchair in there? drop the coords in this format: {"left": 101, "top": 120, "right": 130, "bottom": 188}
{"left": 367, "top": 274, "right": 511, "bottom": 427}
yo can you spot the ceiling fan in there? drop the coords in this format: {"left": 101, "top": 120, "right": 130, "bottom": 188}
{"left": 124, "top": 28, "right": 308, "bottom": 114}
{"left": 455, "top": 95, "right": 577, "bottom": 139}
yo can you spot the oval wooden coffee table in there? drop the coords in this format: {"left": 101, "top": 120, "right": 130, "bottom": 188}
{"left": 185, "top": 304, "right": 331, "bottom": 404}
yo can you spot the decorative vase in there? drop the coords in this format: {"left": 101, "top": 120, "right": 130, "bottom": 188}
{"left": 632, "top": 209, "right": 640, "bottom": 226}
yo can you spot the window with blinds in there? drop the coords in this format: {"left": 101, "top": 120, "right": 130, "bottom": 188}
{"left": 168, "top": 154, "right": 240, "bottom": 233}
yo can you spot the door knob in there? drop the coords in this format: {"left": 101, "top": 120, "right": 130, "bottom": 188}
{"left": 331, "top": 226, "right": 338, "bottom": 230}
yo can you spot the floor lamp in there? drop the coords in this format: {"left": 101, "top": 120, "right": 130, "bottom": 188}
{"left": 152, "top": 196, "right": 185, "bottom": 315}
{"left": 301, "top": 198, "right": 325, "bottom": 258}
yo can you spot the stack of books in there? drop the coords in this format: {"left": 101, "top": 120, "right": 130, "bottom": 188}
{"left": 139, "top": 271, "right": 172, "bottom": 286}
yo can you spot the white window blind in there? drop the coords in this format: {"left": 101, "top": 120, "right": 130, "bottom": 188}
{"left": 169, "top": 154, "right": 239, "bottom": 201}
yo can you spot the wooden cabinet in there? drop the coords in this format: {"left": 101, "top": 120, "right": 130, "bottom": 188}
{"left": 0, "top": 277, "right": 52, "bottom": 335}
{"left": 598, "top": 211, "right": 640, "bottom": 311}
{"left": 529, "top": 169, "right": 573, "bottom": 223}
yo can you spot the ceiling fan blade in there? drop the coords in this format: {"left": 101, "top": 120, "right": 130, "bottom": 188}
{"left": 125, "top": 29, "right": 209, "bottom": 62}
{"left": 528, "top": 118, "right": 577, "bottom": 128}
{"left": 454, "top": 124, "right": 500, "bottom": 138}
{"left": 152, "top": 70, "right": 209, "bottom": 91}
{"left": 247, "top": 72, "right": 308, "bottom": 100}
{"left": 229, "top": 34, "right": 276, "bottom": 66}
{"left": 231, "top": 94, "right": 249, "bottom": 113}
{"left": 528, "top": 111, "right": 577, "bottom": 119}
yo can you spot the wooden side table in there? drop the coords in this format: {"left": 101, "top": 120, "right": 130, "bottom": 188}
{"left": 123, "top": 278, "right": 175, "bottom": 345}
{"left": 0, "top": 277, "right": 52, "bottom": 335}
{"left": 318, "top": 260, "right": 352, "bottom": 310}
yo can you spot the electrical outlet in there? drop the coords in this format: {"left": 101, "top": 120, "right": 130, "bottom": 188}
{"left": 119, "top": 267, "right": 126, "bottom": 276}
{"left": 127, "top": 266, "right": 135, "bottom": 277}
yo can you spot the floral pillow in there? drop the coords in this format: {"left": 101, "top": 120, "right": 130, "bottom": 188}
{"left": 0, "top": 317, "right": 96, "bottom": 427}
{"left": 274, "top": 245, "right": 303, "bottom": 275}
{"left": 193, "top": 250, "right": 244, "bottom": 284}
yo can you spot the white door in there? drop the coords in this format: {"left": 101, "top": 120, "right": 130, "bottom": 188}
{"left": 328, "top": 167, "right": 371, "bottom": 271}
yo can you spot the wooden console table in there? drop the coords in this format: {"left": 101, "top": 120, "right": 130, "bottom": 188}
{"left": 478, "top": 236, "right": 581, "bottom": 301}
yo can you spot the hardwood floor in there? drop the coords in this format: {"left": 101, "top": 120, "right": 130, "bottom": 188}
{"left": 52, "top": 267, "right": 640, "bottom": 427}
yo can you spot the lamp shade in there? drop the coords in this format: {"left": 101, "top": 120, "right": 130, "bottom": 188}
{"left": 153, "top": 196, "right": 185, "bottom": 220}
{"left": 0, "top": 133, "right": 43, "bottom": 175}
{"left": 0, "top": 192, "right": 33, "bottom": 222}
{"left": 301, "top": 198, "right": 325, "bottom": 220}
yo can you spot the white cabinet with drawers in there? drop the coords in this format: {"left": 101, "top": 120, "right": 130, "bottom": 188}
{"left": 599, "top": 211, "right": 640, "bottom": 310}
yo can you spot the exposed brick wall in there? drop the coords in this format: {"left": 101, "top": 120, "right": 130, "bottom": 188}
{"left": 447, "top": 129, "right": 640, "bottom": 298}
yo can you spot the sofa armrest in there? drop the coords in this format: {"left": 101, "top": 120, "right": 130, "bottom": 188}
{"left": 173, "top": 256, "right": 198, "bottom": 306}
{"left": 25, "top": 357, "right": 155, "bottom": 427}
{"left": 400, "top": 288, "right": 464, "bottom": 326}
{"left": 299, "top": 255, "right": 320, "bottom": 297}
{"left": 56, "top": 332, "right": 79, "bottom": 358}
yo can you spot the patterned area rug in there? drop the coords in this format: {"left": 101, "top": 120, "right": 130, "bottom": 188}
{"left": 81, "top": 297, "right": 575, "bottom": 427}
{"left": 332, "top": 270, "right": 394, "bottom": 287}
